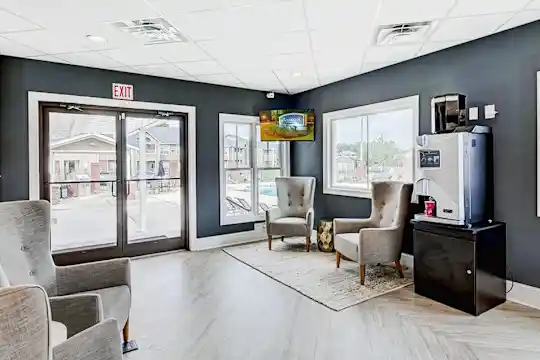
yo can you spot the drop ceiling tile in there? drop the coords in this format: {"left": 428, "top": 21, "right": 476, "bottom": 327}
{"left": 170, "top": 1, "right": 306, "bottom": 41}
{"left": 196, "top": 73, "right": 242, "bottom": 86}
{"left": 274, "top": 69, "right": 319, "bottom": 89}
{"left": 0, "top": 0, "right": 159, "bottom": 28}
{"left": 418, "top": 40, "right": 463, "bottom": 56}
{"left": 233, "top": 71, "right": 279, "bottom": 84}
{"left": 146, "top": 0, "right": 225, "bottom": 14}
{"left": 27, "top": 55, "right": 70, "bottom": 64}
{"left": 55, "top": 52, "right": 125, "bottom": 69}
{"left": 498, "top": 10, "right": 540, "bottom": 31}
{"left": 430, "top": 14, "right": 513, "bottom": 42}
{"left": 310, "top": 27, "right": 372, "bottom": 51}
{"left": 0, "top": 36, "right": 44, "bottom": 57}
{"left": 132, "top": 63, "right": 189, "bottom": 78}
{"left": 450, "top": 0, "right": 530, "bottom": 17}
{"left": 304, "top": 0, "right": 380, "bottom": 30}
{"left": 99, "top": 47, "right": 166, "bottom": 66}
{"left": 363, "top": 44, "right": 421, "bottom": 63}
{"left": 0, "top": 9, "right": 41, "bottom": 33}
{"left": 319, "top": 72, "right": 360, "bottom": 86}
{"left": 243, "top": 81, "right": 287, "bottom": 92}
{"left": 174, "top": 60, "right": 226, "bottom": 75}
{"left": 361, "top": 61, "right": 396, "bottom": 73}
{"left": 377, "top": 0, "right": 455, "bottom": 25}
{"left": 66, "top": 23, "right": 148, "bottom": 51}
{"left": 528, "top": 0, "right": 540, "bottom": 9}
{"left": 2, "top": 30, "right": 93, "bottom": 54}
{"left": 145, "top": 43, "right": 211, "bottom": 63}
{"left": 267, "top": 53, "right": 316, "bottom": 72}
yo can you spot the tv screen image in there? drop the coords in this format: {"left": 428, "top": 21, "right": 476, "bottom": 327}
{"left": 259, "top": 109, "right": 315, "bottom": 141}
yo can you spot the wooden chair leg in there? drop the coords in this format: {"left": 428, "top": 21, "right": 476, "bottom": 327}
{"left": 268, "top": 235, "right": 272, "bottom": 250}
{"left": 336, "top": 252, "right": 341, "bottom": 268}
{"left": 305, "top": 236, "right": 311, "bottom": 252}
{"left": 360, "top": 264, "right": 365, "bottom": 285}
{"left": 394, "top": 260, "right": 404, "bottom": 278}
{"left": 122, "top": 318, "right": 129, "bottom": 342}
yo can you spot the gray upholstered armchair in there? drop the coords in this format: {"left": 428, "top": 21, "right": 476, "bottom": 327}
{"left": 334, "top": 182, "right": 413, "bottom": 285}
{"left": 0, "top": 200, "right": 134, "bottom": 351}
{"left": 0, "top": 285, "right": 122, "bottom": 360}
{"left": 266, "top": 176, "right": 316, "bottom": 251}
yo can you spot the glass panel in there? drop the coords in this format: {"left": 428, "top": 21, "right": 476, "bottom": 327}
{"left": 223, "top": 123, "right": 251, "bottom": 169}
{"left": 258, "top": 169, "right": 281, "bottom": 214}
{"left": 225, "top": 170, "right": 252, "bottom": 217}
{"left": 126, "top": 179, "right": 182, "bottom": 243}
{"left": 48, "top": 112, "right": 118, "bottom": 252}
{"left": 256, "top": 125, "right": 281, "bottom": 168}
{"left": 331, "top": 116, "right": 369, "bottom": 189}
{"left": 367, "top": 109, "right": 414, "bottom": 183}
{"left": 125, "top": 116, "right": 184, "bottom": 244}
{"left": 126, "top": 118, "right": 182, "bottom": 180}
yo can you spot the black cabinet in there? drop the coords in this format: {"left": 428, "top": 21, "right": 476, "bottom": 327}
{"left": 413, "top": 221, "right": 506, "bottom": 316}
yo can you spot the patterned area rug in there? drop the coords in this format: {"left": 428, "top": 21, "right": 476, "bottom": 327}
{"left": 223, "top": 237, "right": 413, "bottom": 311}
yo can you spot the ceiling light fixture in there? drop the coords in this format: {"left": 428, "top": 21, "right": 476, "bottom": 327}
{"left": 292, "top": 72, "right": 302, "bottom": 77}
{"left": 86, "top": 35, "right": 108, "bottom": 43}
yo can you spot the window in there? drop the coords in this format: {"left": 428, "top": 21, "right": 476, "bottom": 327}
{"left": 219, "top": 114, "right": 290, "bottom": 225}
{"left": 323, "top": 95, "right": 419, "bottom": 199}
{"left": 160, "top": 144, "right": 170, "bottom": 156}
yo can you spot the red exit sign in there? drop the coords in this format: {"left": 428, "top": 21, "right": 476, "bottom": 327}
{"left": 112, "top": 83, "right": 133, "bottom": 100}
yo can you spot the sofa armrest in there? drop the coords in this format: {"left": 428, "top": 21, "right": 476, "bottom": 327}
{"left": 49, "top": 294, "right": 103, "bottom": 338}
{"left": 53, "top": 319, "right": 122, "bottom": 360}
{"left": 359, "top": 226, "right": 402, "bottom": 264}
{"left": 333, "top": 218, "right": 374, "bottom": 234}
{"left": 56, "top": 258, "right": 131, "bottom": 295}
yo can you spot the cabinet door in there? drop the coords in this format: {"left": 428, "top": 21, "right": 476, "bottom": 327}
{"left": 414, "top": 230, "right": 475, "bottom": 314}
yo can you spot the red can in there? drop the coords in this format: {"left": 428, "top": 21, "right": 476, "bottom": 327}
{"left": 424, "top": 200, "right": 435, "bottom": 217}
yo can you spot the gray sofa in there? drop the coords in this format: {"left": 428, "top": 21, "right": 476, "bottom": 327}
{"left": 0, "top": 284, "right": 122, "bottom": 360}
{"left": 0, "top": 200, "right": 132, "bottom": 343}
{"left": 334, "top": 182, "right": 413, "bottom": 284}
{"left": 266, "top": 176, "right": 316, "bottom": 251}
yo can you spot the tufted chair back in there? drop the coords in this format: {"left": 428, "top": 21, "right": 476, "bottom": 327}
{"left": 370, "top": 182, "right": 413, "bottom": 228}
{"left": 276, "top": 177, "right": 316, "bottom": 217}
{"left": 0, "top": 200, "right": 58, "bottom": 296}
{"left": 0, "top": 285, "right": 51, "bottom": 360}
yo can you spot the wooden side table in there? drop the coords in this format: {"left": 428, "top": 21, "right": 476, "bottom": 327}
{"left": 317, "top": 218, "right": 334, "bottom": 252}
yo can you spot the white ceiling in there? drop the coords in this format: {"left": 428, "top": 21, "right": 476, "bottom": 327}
{"left": 0, "top": 0, "right": 538, "bottom": 94}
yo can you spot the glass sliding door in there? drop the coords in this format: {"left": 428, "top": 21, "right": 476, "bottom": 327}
{"left": 41, "top": 106, "right": 187, "bottom": 265}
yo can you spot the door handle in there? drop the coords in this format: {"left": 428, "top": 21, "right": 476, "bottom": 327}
{"left": 126, "top": 182, "right": 131, "bottom": 197}
{"left": 111, "top": 182, "right": 116, "bottom": 197}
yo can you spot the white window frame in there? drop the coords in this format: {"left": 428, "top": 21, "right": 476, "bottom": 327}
{"left": 219, "top": 113, "right": 290, "bottom": 225}
{"left": 323, "top": 95, "right": 419, "bottom": 199}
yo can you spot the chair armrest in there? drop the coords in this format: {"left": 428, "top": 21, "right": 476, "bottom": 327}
{"left": 53, "top": 319, "right": 122, "bottom": 360}
{"left": 333, "top": 218, "right": 374, "bottom": 234}
{"left": 56, "top": 258, "right": 131, "bottom": 295}
{"left": 49, "top": 294, "right": 103, "bottom": 338}
{"left": 305, "top": 208, "right": 314, "bottom": 231}
{"left": 359, "top": 226, "right": 402, "bottom": 264}
{"left": 265, "top": 208, "right": 282, "bottom": 232}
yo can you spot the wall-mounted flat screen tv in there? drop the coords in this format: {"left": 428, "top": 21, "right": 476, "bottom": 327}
{"left": 259, "top": 109, "right": 315, "bottom": 141}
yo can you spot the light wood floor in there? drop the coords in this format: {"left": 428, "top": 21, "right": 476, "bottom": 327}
{"left": 125, "top": 250, "right": 540, "bottom": 360}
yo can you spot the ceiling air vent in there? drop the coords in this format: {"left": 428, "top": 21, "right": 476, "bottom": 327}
{"left": 375, "top": 21, "right": 433, "bottom": 45}
{"left": 112, "top": 18, "right": 187, "bottom": 45}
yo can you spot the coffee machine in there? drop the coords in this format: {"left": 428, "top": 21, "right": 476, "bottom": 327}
{"left": 413, "top": 94, "right": 492, "bottom": 226}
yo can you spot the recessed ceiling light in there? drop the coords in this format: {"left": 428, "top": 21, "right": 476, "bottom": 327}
{"left": 292, "top": 72, "right": 302, "bottom": 77}
{"left": 86, "top": 35, "right": 108, "bottom": 43}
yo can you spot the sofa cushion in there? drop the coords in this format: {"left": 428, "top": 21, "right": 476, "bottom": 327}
{"left": 77, "top": 285, "right": 130, "bottom": 331}
{"left": 335, "top": 233, "right": 359, "bottom": 262}
{"left": 268, "top": 217, "right": 308, "bottom": 236}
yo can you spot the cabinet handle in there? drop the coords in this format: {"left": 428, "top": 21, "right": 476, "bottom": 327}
{"left": 466, "top": 270, "right": 472, "bottom": 275}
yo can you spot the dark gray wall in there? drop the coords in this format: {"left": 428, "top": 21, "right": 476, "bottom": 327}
{"left": 0, "top": 57, "right": 293, "bottom": 238}
{"left": 293, "top": 21, "right": 540, "bottom": 288}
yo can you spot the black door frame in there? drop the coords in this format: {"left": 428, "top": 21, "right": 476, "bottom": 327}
{"left": 40, "top": 103, "right": 188, "bottom": 265}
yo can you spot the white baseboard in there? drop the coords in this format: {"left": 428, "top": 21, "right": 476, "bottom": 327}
{"left": 191, "top": 229, "right": 268, "bottom": 251}
{"left": 192, "top": 229, "right": 318, "bottom": 252}
{"left": 398, "top": 254, "right": 540, "bottom": 310}
{"left": 401, "top": 253, "right": 414, "bottom": 269}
